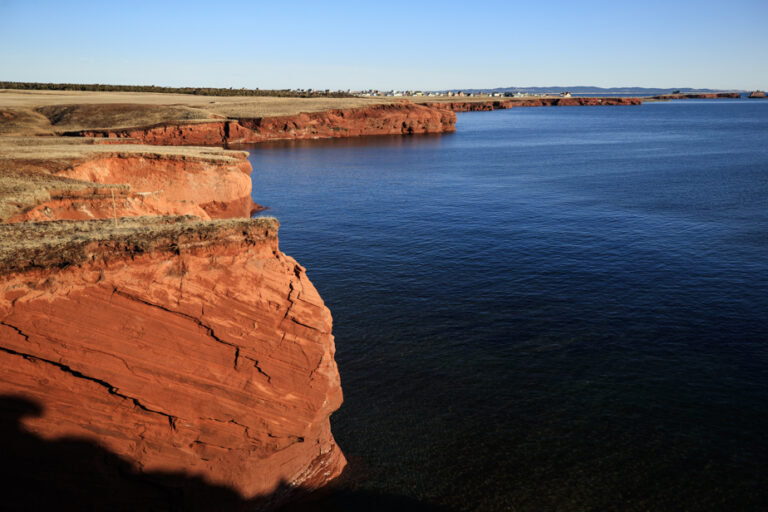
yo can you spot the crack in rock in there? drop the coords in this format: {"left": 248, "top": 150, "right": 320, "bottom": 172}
{"left": 0, "top": 344, "right": 177, "bottom": 430}
{"left": 113, "top": 289, "right": 241, "bottom": 368}
{"left": 0, "top": 321, "right": 31, "bottom": 342}
{"left": 242, "top": 355, "right": 272, "bottom": 383}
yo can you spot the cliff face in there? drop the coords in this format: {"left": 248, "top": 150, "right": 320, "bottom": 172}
{"left": 2, "top": 96, "right": 458, "bottom": 508}
{"left": 0, "top": 218, "right": 346, "bottom": 506}
{"left": 1, "top": 133, "right": 346, "bottom": 508}
{"left": 67, "top": 103, "right": 457, "bottom": 146}
{"left": 232, "top": 102, "right": 456, "bottom": 143}
{"left": 421, "top": 96, "right": 642, "bottom": 112}
{"left": 1, "top": 142, "right": 261, "bottom": 223}
{"left": 55, "top": 154, "right": 256, "bottom": 219}
{"left": 6, "top": 184, "right": 166, "bottom": 223}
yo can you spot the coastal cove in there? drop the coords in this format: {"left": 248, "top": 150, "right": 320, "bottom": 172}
{"left": 248, "top": 99, "right": 768, "bottom": 511}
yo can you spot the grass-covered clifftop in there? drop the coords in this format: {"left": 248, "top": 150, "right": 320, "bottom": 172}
{"left": 0, "top": 90, "right": 397, "bottom": 135}
{"left": 0, "top": 81, "right": 354, "bottom": 98}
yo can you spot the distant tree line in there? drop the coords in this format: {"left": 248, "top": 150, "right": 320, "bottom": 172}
{"left": 0, "top": 81, "right": 355, "bottom": 98}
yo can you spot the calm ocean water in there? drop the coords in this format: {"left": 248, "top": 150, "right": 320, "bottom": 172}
{"left": 247, "top": 99, "right": 768, "bottom": 511}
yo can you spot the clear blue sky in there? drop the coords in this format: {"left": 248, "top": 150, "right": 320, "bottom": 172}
{"left": 1, "top": 0, "right": 766, "bottom": 90}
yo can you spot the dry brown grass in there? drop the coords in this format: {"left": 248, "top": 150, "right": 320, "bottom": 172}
{"left": 0, "top": 90, "right": 396, "bottom": 133}
{"left": 0, "top": 108, "right": 56, "bottom": 136}
{"left": 0, "top": 216, "right": 278, "bottom": 273}
{"left": 35, "top": 103, "right": 215, "bottom": 131}
{"left": 406, "top": 95, "right": 501, "bottom": 102}
{"left": 0, "top": 91, "right": 299, "bottom": 267}
{"left": 0, "top": 137, "right": 248, "bottom": 221}
{"left": 407, "top": 95, "right": 565, "bottom": 103}
{"left": 0, "top": 167, "right": 127, "bottom": 222}
{"left": 0, "top": 136, "right": 248, "bottom": 163}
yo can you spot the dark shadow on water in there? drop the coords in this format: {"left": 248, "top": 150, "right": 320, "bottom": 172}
{"left": 1, "top": 395, "right": 451, "bottom": 512}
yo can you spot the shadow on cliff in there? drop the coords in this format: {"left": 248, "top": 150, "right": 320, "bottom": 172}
{"left": 0, "top": 395, "right": 452, "bottom": 512}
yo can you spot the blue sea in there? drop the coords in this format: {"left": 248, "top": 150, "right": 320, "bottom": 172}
{"left": 248, "top": 99, "right": 768, "bottom": 511}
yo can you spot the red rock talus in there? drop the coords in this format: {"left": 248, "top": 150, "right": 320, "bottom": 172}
{"left": 421, "top": 97, "right": 642, "bottom": 112}
{"left": 0, "top": 218, "right": 345, "bottom": 506}
{"left": 67, "top": 102, "right": 457, "bottom": 146}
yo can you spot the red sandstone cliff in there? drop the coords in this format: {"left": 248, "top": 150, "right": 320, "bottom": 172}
{"left": 0, "top": 95, "right": 468, "bottom": 508}
{"left": 2, "top": 147, "right": 261, "bottom": 223}
{"left": 67, "top": 102, "right": 457, "bottom": 146}
{"left": 0, "top": 135, "right": 345, "bottom": 509}
{"left": 420, "top": 96, "right": 642, "bottom": 112}
{"left": 0, "top": 97, "right": 462, "bottom": 507}
{"left": 651, "top": 92, "right": 741, "bottom": 100}
{"left": 54, "top": 153, "right": 257, "bottom": 219}
{"left": 0, "top": 218, "right": 346, "bottom": 508}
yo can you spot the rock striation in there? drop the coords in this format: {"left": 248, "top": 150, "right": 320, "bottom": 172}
{"left": 52, "top": 153, "right": 256, "bottom": 220}
{"left": 66, "top": 102, "right": 457, "bottom": 146}
{"left": 0, "top": 131, "right": 345, "bottom": 508}
{"left": 0, "top": 94, "right": 464, "bottom": 507}
{"left": 0, "top": 217, "right": 346, "bottom": 507}
{"left": 0, "top": 140, "right": 261, "bottom": 223}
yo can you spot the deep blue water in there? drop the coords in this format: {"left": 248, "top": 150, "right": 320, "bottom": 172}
{"left": 247, "top": 99, "right": 768, "bottom": 511}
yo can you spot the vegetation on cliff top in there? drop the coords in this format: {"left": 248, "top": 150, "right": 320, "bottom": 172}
{"left": 0, "top": 81, "right": 355, "bottom": 98}
{"left": 0, "top": 216, "right": 279, "bottom": 273}
{"left": 0, "top": 137, "right": 249, "bottom": 220}
{"left": 0, "top": 91, "right": 395, "bottom": 133}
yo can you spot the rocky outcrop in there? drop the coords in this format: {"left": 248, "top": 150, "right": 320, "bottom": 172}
{"left": 5, "top": 184, "right": 163, "bottom": 223}
{"left": 1, "top": 142, "right": 262, "bottom": 223}
{"left": 553, "top": 97, "right": 643, "bottom": 106}
{"left": 66, "top": 102, "right": 457, "bottom": 146}
{"left": 748, "top": 91, "right": 766, "bottom": 98}
{"left": 0, "top": 217, "right": 346, "bottom": 507}
{"left": 1, "top": 130, "right": 344, "bottom": 508}
{"left": 0, "top": 96, "right": 462, "bottom": 508}
{"left": 420, "top": 96, "right": 642, "bottom": 112}
{"left": 231, "top": 103, "right": 455, "bottom": 142}
{"left": 53, "top": 153, "right": 257, "bottom": 220}
{"left": 651, "top": 92, "right": 741, "bottom": 100}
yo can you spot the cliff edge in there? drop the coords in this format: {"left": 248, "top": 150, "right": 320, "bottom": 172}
{"left": 0, "top": 137, "right": 259, "bottom": 222}
{"left": 65, "top": 102, "right": 456, "bottom": 146}
{"left": 0, "top": 218, "right": 345, "bottom": 508}
{"left": 0, "top": 91, "right": 458, "bottom": 508}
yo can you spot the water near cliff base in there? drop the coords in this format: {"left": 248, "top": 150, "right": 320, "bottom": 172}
{"left": 249, "top": 100, "right": 768, "bottom": 511}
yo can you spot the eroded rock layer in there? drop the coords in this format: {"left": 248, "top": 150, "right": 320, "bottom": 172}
{"left": 421, "top": 96, "right": 643, "bottom": 112}
{"left": 0, "top": 140, "right": 261, "bottom": 223}
{"left": 53, "top": 154, "right": 255, "bottom": 220}
{"left": 0, "top": 218, "right": 346, "bottom": 505}
{"left": 67, "top": 102, "right": 457, "bottom": 146}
